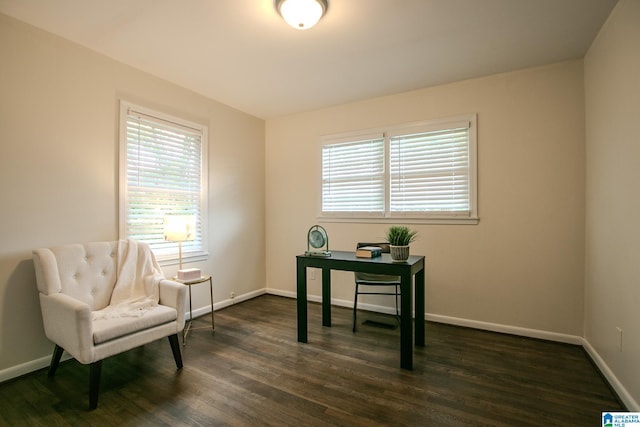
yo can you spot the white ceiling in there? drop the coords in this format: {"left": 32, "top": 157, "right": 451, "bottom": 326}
{"left": 0, "top": 0, "right": 617, "bottom": 119}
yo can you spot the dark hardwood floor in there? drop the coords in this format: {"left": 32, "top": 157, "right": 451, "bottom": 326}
{"left": 0, "top": 295, "right": 623, "bottom": 426}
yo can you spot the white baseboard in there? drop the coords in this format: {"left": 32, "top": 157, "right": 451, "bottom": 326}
{"left": 0, "top": 355, "right": 50, "bottom": 383}
{"left": 188, "top": 288, "right": 267, "bottom": 319}
{"left": 267, "top": 289, "right": 580, "bottom": 343}
{"left": 192, "top": 288, "right": 267, "bottom": 320}
{"left": 426, "top": 313, "right": 584, "bottom": 345}
{"left": 263, "top": 288, "right": 294, "bottom": 299}
{"left": 582, "top": 340, "right": 639, "bottom": 411}
{"left": 266, "top": 288, "right": 398, "bottom": 314}
{"left": 0, "top": 352, "right": 73, "bottom": 383}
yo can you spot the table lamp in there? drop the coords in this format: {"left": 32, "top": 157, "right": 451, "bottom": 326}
{"left": 163, "top": 214, "right": 198, "bottom": 279}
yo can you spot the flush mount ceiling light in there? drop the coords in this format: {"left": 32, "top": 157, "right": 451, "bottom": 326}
{"left": 275, "top": 0, "right": 328, "bottom": 30}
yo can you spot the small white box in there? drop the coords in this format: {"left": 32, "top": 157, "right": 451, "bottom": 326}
{"left": 177, "top": 268, "right": 201, "bottom": 281}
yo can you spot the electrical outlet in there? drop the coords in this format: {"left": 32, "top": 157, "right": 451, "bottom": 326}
{"left": 310, "top": 268, "right": 316, "bottom": 280}
{"left": 230, "top": 292, "right": 236, "bottom": 299}
{"left": 616, "top": 327, "right": 622, "bottom": 352}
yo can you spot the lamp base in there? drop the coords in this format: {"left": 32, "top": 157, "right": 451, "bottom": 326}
{"left": 177, "top": 268, "right": 201, "bottom": 281}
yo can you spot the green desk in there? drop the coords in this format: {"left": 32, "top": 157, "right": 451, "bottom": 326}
{"left": 296, "top": 251, "right": 425, "bottom": 370}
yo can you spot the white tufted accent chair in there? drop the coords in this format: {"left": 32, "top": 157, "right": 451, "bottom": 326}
{"left": 33, "top": 241, "right": 187, "bottom": 409}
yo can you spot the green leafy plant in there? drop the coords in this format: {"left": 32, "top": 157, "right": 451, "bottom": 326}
{"left": 386, "top": 226, "right": 418, "bottom": 246}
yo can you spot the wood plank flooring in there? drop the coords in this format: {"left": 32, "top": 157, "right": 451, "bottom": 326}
{"left": 0, "top": 295, "right": 624, "bottom": 426}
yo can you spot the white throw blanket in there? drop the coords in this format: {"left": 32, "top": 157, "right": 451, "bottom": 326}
{"left": 92, "top": 240, "right": 163, "bottom": 320}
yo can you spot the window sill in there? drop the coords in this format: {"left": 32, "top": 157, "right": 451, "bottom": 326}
{"left": 157, "top": 251, "right": 209, "bottom": 268}
{"left": 318, "top": 216, "right": 479, "bottom": 225}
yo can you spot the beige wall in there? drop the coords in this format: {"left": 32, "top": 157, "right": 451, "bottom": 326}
{"left": 266, "top": 60, "right": 586, "bottom": 338}
{"left": 585, "top": 0, "right": 640, "bottom": 409}
{"left": 0, "top": 14, "right": 265, "bottom": 376}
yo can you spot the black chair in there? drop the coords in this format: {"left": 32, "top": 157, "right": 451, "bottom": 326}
{"left": 353, "top": 242, "right": 401, "bottom": 332}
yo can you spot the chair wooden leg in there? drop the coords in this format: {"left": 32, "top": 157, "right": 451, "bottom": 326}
{"left": 48, "top": 345, "right": 64, "bottom": 378}
{"left": 168, "top": 334, "right": 183, "bottom": 369}
{"left": 89, "top": 360, "right": 102, "bottom": 410}
{"left": 353, "top": 283, "right": 359, "bottom": 332}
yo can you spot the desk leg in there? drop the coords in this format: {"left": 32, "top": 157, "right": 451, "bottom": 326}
{"left": 400, "top": 272, "right": 413, "bottom": 370}
{"left": 297, "top": 259, "right": 308, "bottom": 343}
{"left": 322, "top": 267, "right": 331, "bottom": 327}
{"left": 415, "top": 268, "right": 425, "bottom": 347}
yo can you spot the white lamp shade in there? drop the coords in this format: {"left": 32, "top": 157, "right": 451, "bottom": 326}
{"left": 163, "top": 215, "right": 196, "bottom": 242}
{"left": 277, "top": 0, "right": 326, "bottom": 30}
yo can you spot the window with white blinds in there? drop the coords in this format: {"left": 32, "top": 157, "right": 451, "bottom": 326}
{"left": 322, "top": 134, "right": 385, "bottom": 215}
{"left": 119, "top": 101, "right": 208, "bottom": 263}
{"left": 320, "top": 114, "right": 477, "bottom": 222}
{"left": 389, "top": 123, "right": 471, "bottom": 216}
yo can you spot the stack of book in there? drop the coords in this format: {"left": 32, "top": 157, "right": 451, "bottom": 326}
{"left": 177, "top": 268, "right": 202, "bottom": 281}
{"left": 355, "top": 246, "right": 382, "bottom": 258}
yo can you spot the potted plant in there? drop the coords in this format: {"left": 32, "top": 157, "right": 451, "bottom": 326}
{"left": 386, "top": 225, "right": 418, "bottom": 262}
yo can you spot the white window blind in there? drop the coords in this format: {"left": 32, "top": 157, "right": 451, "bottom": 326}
{"left": 390, "top": 124, "right": 471, "bottom": 215}
{"left": 119, "top": 101, "right": 208, "bottom": 262}
{"left": 322, "top": 135, "right": 385, "bottom": 214}
{"left": 320, "top": 114, "right": 477, "bottom": 223}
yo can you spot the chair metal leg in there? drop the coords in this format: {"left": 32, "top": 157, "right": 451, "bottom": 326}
{"left": 353, "top": 283, "right": 359, "bottom": 332}
{"left": 48, "top": 345, "right": 64, "bottom": 378}
{"left": 89, "top": 360, "right": 102, "bottom": 410}
{"left": 169, "top": 334, "right": 183, "bottom": 369}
